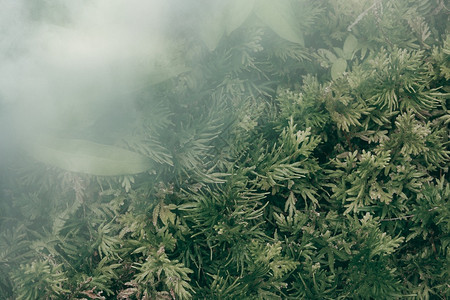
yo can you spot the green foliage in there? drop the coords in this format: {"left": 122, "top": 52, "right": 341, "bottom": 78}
{"left": 1, "top": 0, "right": 449, "bottom": 299}
{"left": 133, "top": 246, "right": 194, "bottom": 299}
{"left": 13, "top": 259, "right": 69, "bottom": 299}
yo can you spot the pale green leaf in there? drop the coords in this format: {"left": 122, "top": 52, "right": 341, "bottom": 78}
{"left": 343, "top": 34, "right": 358, "bottom": 59}
{"left": 226, "top": 0, "right": 256, "bottom": 35}
{"left": 331, "top": 58, "right": 347, "bottom": 80}
{"left": 199, "top": 4, "right": 227, "bottom": 51}
{"left": 333, "top": 47, "right": 345, "bottom": 58}
{"left": 319, "top": 48, "right": 337, "bottom": 62}
{"left": 199, "top": 0, "right": 256, "bottom": 50}
{"left": 29, "top": 138, "right": 153, "bottom": 176}
{"left": 255, "top": 0, "right": 304, "bottom": 45}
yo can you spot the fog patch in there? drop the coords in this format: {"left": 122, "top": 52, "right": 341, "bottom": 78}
{"left": 0, "top": 0, "right": 181, "bottom": 156}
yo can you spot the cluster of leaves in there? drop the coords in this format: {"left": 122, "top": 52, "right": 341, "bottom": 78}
{"left": 0, "top": 0, "right": 449, "bottom": 299}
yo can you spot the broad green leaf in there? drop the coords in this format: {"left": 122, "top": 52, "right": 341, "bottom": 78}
{"left": 319, "top": 48, "right": 337, "bottom": 62}
{"left": 343, "top": 34, "right": 358, "bottom": 59}
{"left": 225, "top": 0, "right": 256, "bottom": 35}
{"left": 331, "top": 58, "right": 347, "bottom": 80}
{"left": 255, "top": 0, "right": 304, "bottom": 45}
{"left": 198, "top": 3, "right": 227, "bottom": 51}
{"left": 360, "top": 46, "right": 368, "bottom": 60}
{"left": 200, "top": 24, "right": 224, "bottom": 51}
{"left": 29, "top": 138, "right": 153, "bottom": 176}
{"left": 333, "top": 47, "right": 345, "bottom": 58}
{"left": 200, "top": 0, "right": 256, "bottom": 49}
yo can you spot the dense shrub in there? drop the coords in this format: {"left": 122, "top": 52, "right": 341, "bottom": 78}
{"left": 1, "top": 0, "right": 448, "bottom": 299}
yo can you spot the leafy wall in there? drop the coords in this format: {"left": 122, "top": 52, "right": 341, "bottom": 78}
{"left": 0, "top": 0, "right": 449, "bottom": 299}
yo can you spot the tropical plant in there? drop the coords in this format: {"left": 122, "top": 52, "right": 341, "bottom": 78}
{"left": 0, "top": 0, "right": 448, "bottom": 299}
